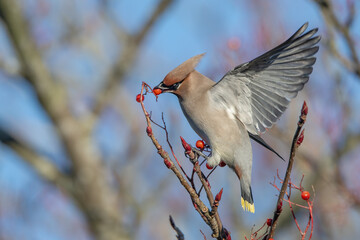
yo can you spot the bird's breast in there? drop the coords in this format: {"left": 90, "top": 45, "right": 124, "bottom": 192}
{"left": 179, "top": 95, "right": 243, "bottom": 148}
{"left": 180, "top": 101, "right": 211, "bottom": 144}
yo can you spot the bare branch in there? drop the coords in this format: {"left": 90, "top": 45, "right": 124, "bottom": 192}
{"left": 270, "top": 174, "right": 314, "bottom": 240}
{"left": 139, "top": 82, "right": 226, "bottom": 239}
{"left": 169, "top": 215, "right": 185, "bottom": 240}
{"left": 267, "top": 101, "right": 308, "bottom": 239}
{"left": 0, "top": 57, "right": 20, "bottom": 76}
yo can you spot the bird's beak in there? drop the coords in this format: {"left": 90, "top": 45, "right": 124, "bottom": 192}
{"left": 154, "top": 81, "right": 175, "bottom": 93}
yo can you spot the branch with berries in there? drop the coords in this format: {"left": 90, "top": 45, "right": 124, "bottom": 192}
{"left": 138, "top": 82, "right": 230, "bottom": 239}
{"left": 245, "top": 175, "right": 313, "bottom": 240}
{"left": 266, "top": 101, "right": 310, "bottom": 240}
{"left": 270, "top": 173, "right": 314, "bottom": 240}
{"left": 242, "top": 102, "right": 312, "bottom": 240}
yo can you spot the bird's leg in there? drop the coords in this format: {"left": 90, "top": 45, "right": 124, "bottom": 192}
{"left": 191, "top": 147, "right": 209, "bottom": 160}
{"left": 192, "top": 147, "right": 221, "bottom": 167}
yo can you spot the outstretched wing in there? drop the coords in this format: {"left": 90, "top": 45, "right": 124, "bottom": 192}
{"left": 210, "top": 23, "right": 320, "bottom": 134}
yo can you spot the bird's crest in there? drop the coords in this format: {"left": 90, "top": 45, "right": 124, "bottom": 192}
{"left": 163, "top": 53, "right": 205, "bottom": 86}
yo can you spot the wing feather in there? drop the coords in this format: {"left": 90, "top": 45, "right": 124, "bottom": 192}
{"left": 210, "top": 23, "right": 320, "bottom": 134}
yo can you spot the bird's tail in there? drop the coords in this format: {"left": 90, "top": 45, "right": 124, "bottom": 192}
{"left": 240, "top": 182, "right": 255, "bottom": 213}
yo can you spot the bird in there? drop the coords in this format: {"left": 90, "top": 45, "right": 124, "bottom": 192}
{"left": 153, "top": 23, "right": 320, "bottom": 213}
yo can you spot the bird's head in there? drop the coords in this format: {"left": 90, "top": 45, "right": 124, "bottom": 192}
{"left": 154, "top": 53, "right": 205, "bottom": 96}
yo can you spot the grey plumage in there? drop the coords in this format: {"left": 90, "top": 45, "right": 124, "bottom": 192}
{"left": 154, "top": 23, "right": 320, "bottom": 213}
{"left": 211, "top": 22, "right": 320, "bottom": 134}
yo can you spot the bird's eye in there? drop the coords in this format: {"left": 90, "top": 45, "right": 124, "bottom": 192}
{"left": 174, "top": 80, "right": 185, "bottom": 89}
{"left": 158, "top": 80, "right": 184, "bottom": 92}
{"left": 172, "top": 81, "right": 182, "bottom": 89}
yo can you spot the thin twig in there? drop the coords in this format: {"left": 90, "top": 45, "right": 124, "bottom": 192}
{"left": 169, "top": 215, "right": 185, "bottom": 240}
{"left": 140, "top": 82, "right": 224, "bottom": 237}
{"left": 193, "top": 162, "right": 223, "bottom": 237}
{"left": 198, "top": 166, "right": 218, "bottom": 196}
{"left": 267, "top": 101, "right": 308, "bottom": 239}
{"left": 200, "top": 230, "right": 207, "bottom": 240}
{"left": 149, "top": 112, "right": 190, "bottom": 180}
{"left": 270, "top": 168, "right": 315, "bottom": 240}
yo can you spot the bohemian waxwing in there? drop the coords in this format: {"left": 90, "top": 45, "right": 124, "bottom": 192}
{"left": 154, "top": 23, "right": 320, "bottom": 213}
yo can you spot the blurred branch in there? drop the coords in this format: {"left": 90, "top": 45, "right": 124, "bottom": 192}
{"left": 114, "top": 165, "right": 172, "bottom": 237}
{"left": 0, "top": 130, "right": 74, "bottom": 197}
{"left": 335, "top": 164, "right": 360, "bottom": 207}
{"left": 133, "top": 0, "right": 173, "bottom": 44}
{"left": 0, "top": 57, "right": 20, "bottom": 76}
{"left": 315, "top": 0, "right": 360, "bottom": 77}
{"left": 333, "top": 132, "right": 360, "bottom": 206}
{"left": 0, "top": 0, "right": 67, "bottom": 117}
{"left": 11, "top": 143, "right": 72, "bottom": 190}
{"left": 92, "top": 0, "right": 174, "bottom": 117}
{"left": 0, "top": 1, "right": 126, "bottom": 239}
{"left": 335, "top": 133, "right": 360, "bottom": 158}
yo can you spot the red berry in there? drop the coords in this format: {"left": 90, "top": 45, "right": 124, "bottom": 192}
{"left": 136, "top": 94, "right": 144, "bottom": 102}
{"left": 219, "top": 161, "right": 226, "bottom": 167}
{"left": 206, "top": 163, "right": 213, "bottom": 170}
{"left": 301, "top": 191, "right": 310, "bottom": 200}
{"left": 266, "top": 218, "right": 272, "bottom": 226}
{"left": 153, "top": 88, "right": 162, "bottom": 95}
{"left": 269, "top": 238, "right": 274, "bottom": 240}
{"left": 196, "top": 140, "right": 205, "bottom": 149}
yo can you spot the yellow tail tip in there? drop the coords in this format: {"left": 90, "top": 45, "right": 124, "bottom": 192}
{"left": 241, "top": 197, "right": 255, "bottom": 213}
